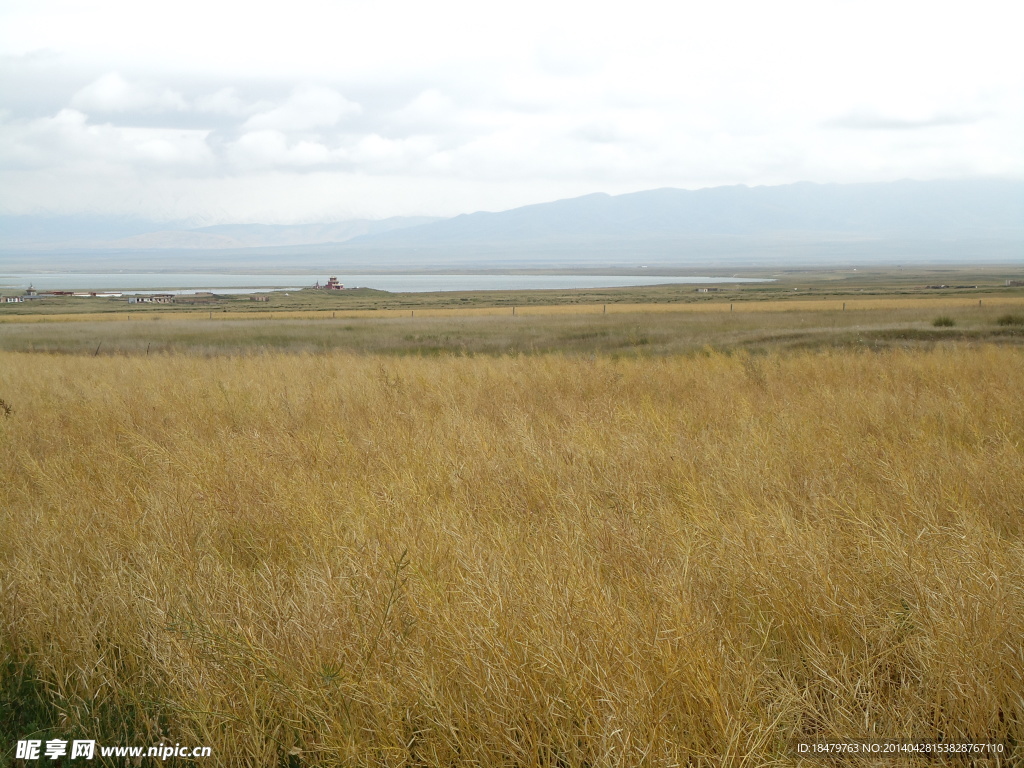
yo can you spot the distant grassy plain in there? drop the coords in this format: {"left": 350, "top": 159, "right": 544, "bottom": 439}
{"left": 2, "top": 267, "right": 1023, "bottom": 766}
{"left": 2, "top": 265, "right": 1022, "bottom": 355}
{"left": 2, "top": 263, "right": 1023, "bottom": 315}
{"left": 1, "top": 297, "right": 1022, "bottom": 356}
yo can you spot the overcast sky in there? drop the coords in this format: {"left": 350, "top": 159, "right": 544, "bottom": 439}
{"left": 1, "top": 0, "right": 1021, "bottom": 224}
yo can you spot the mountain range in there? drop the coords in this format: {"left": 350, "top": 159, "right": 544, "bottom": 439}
{"left": 0, "top": 216, "right": 441, "bottom": 250}
{"left": 1, "top": 179, "right": 1021, "bottom": 270}
{"left": 345, "top": 179, "right": 1024, "bottom": 246}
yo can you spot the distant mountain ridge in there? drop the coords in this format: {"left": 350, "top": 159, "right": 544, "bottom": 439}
{"left": 0, "top": 216, "right": 441, "bottom": 250}
{"left": 344, "top": 179, "right": 1024, "bottom": 247}
{"left": 191, "top": 219, "right": 441, "bottom": 244}
{"left": 1, "top": 179, "right": 1021, "bottom": 270}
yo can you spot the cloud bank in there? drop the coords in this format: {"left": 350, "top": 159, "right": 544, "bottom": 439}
{"left": 0, "top": 0, "right": 1021, "bottom": 223}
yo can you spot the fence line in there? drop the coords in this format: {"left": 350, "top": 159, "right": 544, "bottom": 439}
{"left": 2, "top": 296, "right": 1023, "bottom": 324}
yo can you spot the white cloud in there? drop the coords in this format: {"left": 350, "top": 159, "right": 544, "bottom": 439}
{"left": 226, "top": 130, "right": 345, "bottom": 170}
{"left": 194, "top": 87, "right": 268, "bottom": 117}
{"left": 242, "top": 85, "right": 361, "bottom": 132}
{"left": 390, "top": 89, "right": 459, "bottom": 131}
{"left": 71, "top": 72, "right": 187, "bottom": 113}
{"left": 0, "top": 0, "right": 1021, "bottom": 221}
{"left": 119, "top": 126, "right": 213, "bottom": 167}
{"left": 0, "top": 108, "right": 213, "bottom": 172}
{"left": 349, "top": 134, "right": 439, "bottom": 173}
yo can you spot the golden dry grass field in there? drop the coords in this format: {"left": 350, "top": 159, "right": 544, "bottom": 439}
{"left": 2, "top": 295, "right": 1024, "bottom": 325}
{"left": 1, "top": 298, "right": 1023, "bottom": 358}
{"left": 2, "top": 345, "right": 1023, "bottom": 766}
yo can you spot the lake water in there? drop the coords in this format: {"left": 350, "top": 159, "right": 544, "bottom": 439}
{"left": 0, "top": 272, "right": 771, "bottom": 294}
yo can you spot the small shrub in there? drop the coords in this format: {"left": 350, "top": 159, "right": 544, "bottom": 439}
{"left": 0, "top": 398, "right": 12, "bottom": 418}
{"left": 933, "top": 316, "right": 956, "bottom": 327}
{"left": 995, "top": 314, "right": 1024, "bottom": 326}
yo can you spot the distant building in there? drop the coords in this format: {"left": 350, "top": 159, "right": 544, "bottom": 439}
{"left": 696, "top": 287, "right": 720, "bottom": 293}
{"left": 3, "top": 296, "right": 23, "bottom": 303}
{"left": 250, "top": 295, "right": 270, "bottom": 302}
{"left": 315, "top": 276, "right": 344, "bottom": 290}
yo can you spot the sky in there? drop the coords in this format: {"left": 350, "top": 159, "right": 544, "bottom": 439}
{"left": 1, "top": 0, "right": 1021, "bottom": 224}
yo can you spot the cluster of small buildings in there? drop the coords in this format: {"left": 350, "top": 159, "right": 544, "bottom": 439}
{"left": 0, "top": 284, "right": 237, "bottom": 305}
{"left": 2, "top": 285, "right": 124, "bottom": 302}
{"left": 0, "top": 285, "right": 229, "bottom": 305}
{"left": 3, "top": 275, "right": 352, "bottom": 304}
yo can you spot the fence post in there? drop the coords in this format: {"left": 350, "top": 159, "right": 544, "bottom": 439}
{"left": 843, "top": 302, "right": 846, "bottom": 311}
{"left": 603, "top": 304, "right": 606, "bottom": 314}
{"left": 730, "top": 303, "right": 733, "bottom": 312}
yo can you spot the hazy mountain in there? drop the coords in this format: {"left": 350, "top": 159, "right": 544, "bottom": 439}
{"left": 2, "top": 180, "right": 1021, "bottom": 271}
{"left": 188, "top": 219, "right": 442, "bottom": 247}
{"left": 0, "top": 216, "right": 442, "bottom": 250}
{"left": 345, "top": 179, "right": 1024, "bottom": 248}
{"left": 105, "top": 218, "right": 442, "bottom": 249}
{"left": 0, "top": 214, "right": 182, "bottom": 249}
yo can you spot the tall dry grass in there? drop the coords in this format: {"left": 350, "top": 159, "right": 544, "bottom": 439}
{"left": 1, "top": 348, "right": 1022, "bottom": 766}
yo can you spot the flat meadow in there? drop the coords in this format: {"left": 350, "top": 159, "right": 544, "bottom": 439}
{"left": 1, "top": 297, "right": 1023, "bottom": 357}
{"left": 2, "top": 337, "right": 1023, "bottom": 765}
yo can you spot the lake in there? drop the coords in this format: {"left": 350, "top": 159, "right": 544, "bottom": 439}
{"left": 0, "top": 273, "right": 771, "bottom": 294}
